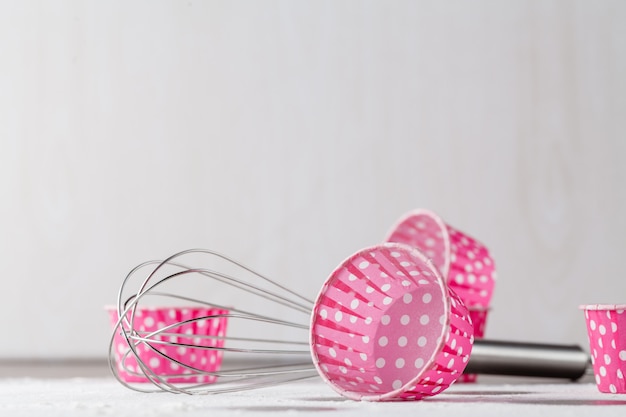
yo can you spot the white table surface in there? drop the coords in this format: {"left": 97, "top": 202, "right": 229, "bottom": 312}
{"left": 1, "top": 374, "right": 625, "bottom": 417}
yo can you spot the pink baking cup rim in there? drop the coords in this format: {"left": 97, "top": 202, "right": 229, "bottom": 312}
{"left": 579, "top": 304, "right": 626, "bottom": 311}
{"left": 309, "top": 242, "right": 465, "bottom": 401}
{"left": 384, "top": 209, "right": 496, "bottom": 308}
{"left": 468, "top": 306, "right": 491, "bottom": 312}
{"left": 385, "top": 209, "right": 452, "bottom": 277}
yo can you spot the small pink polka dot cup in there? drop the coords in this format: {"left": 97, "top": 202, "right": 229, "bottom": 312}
{"left": 107, "top": 306, "right": 228, "bottom": 384}
{"left": 580, "top": 304, "right": 626, "bottom": 394}
{"left": 310, "top": 243, "right": 474, "bottom": 401}
{"left": 385, "top": 209, "right": 496, "bottom": 309}
{"left": 459, "top": 306, "right": 490, "bottom": 383}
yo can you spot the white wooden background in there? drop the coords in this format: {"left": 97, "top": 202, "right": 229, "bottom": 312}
{"left": 1, "top": 0, "right": 624, "bottom": 358}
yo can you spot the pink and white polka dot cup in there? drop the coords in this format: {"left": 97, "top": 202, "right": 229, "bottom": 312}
{"left": 310, "top": 243, "right": 474, "bottom": 401}
{"left": 385, "top": 209, "right": 496, "bottom": 309}
{"left": 580, "top": 304, "right": 626, "bottom": 394}
{"left": 459, "top": 306, "right": 490, "bottom": 383}
{"left": 108, "top": 306, "right": 228, "bottom": 384}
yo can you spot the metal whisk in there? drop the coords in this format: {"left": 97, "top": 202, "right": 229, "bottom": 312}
{"left": 109, "top": 247, "right": 590, "bottom": 398}
{"left": 109, "top": 248, "right": 319, "bottom": 394}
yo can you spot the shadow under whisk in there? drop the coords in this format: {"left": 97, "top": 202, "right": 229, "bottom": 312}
{"left": 108, "top": 248, "right": 320, "bottom": 394}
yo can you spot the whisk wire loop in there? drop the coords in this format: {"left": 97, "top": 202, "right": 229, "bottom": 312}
{"left": 109, "top": 248, "right": 318, "bottom": 394}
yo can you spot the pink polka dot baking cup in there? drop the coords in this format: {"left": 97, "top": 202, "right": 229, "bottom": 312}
{"left": 310, "top": 243, "right": 474, "bottom": 401}
{"left": 108, "top": 306, "right": 228, "bottom": 384}
{"left": 458, "top": 306, "right": 490, "bottom": 383}
{"left": 580, "top": 304, "right": 626, "bottom": 394}
{"left": 385, "top": 209, "right": 496, "bottom": 308}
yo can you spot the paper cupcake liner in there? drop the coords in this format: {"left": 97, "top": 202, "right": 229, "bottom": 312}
{"left": 310, "top": 243, "right": 474, "bottom": 401}
{"left": 580, "top": 304, "right": 626, "bottom": 394}
{"left": 385, "top": 209, "right": 496, "bottom": 308}
{"left": 108, "top": 306, "right": 228, "bottom": 384}
{"left": 458, "top": 306, "right": 490, "bottom": 383}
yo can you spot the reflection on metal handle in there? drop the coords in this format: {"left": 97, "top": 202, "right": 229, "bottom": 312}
{"left": 464, "top": 339, "right": 590, "bottom": 380}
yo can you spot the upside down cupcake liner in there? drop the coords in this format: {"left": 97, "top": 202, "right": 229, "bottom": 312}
{"left": 310, "top": 243, "right": 474, "bottom": 401}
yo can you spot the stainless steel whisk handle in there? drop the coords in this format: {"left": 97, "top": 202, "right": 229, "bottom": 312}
{"left": 465, "top": 339, "right": 590, "bottom": 380}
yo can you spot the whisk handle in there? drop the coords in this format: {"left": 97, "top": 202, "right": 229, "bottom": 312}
{"left": 465, "top": 339, "right": 590, "bottom": 380}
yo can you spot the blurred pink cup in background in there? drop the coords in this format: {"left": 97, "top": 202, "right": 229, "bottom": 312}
{"left": 580, "top": 304, "right": 626, "bottom": 394}
{"left": 107, "top": 305, "right": 228, "bottom": 384}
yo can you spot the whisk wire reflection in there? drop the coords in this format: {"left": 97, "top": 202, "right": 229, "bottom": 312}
{"left": 109, "top": 249, "right": 319, "bottom": 394}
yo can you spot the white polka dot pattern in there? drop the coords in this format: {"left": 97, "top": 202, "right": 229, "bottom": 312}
{"left": 310, "top": 243, "right": 474, "bottom": 401}
{"left": 458, "top": 306, "right": 489, "bottom": 383}
{"left": 384, "top": 209, "right": 496, "bottom": 309}
{"left": 108, "top": 306, "right": 228, "bottom": 384}
{"left": 581, "top": 305, "right": 626, "bottom": 393}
